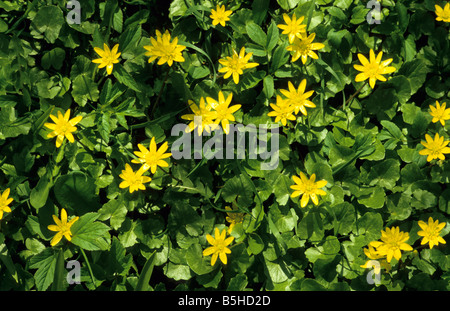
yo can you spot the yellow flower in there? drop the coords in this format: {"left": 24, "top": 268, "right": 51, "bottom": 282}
{"left": 290, "top": 172, "right": 327, "bottom": 208}
{"left": 279, "top": 80, "right": 315, "bottom": 115}
{"left": 92, "top": 43, "right": 121, "bottom": 75}
{"left": 144, "top": 30, "right": 186, "bottom": 66}
{"left": 131, "top": 137, "right": 172, "bottom": 174}
{"left": 419, "top": 133, "right": 450, "bottom": 162}
{"left": 203, "top": 227, "right": 234, "bottom": 265}
{"left": 218, "top": 47, "right": 259, "bottom": 84}
{"left": 210, "top": 4, "right": 232, "bottom": 27}
{"left": 225, "top": 206, "right": 245, "bottom": 234}
{"left": 369, "top": 227, "right": 413, "bottom": 263}
{"left": 286, "top": 32, "right": 325, "bottom": 64}
{"left": 47, "top": 208, "right": 79, "bottom": 247}
{"left": 0, "top": 188, "right": 13, "bottom": 220}
{"left": 181, "top": 97, "right": 218, "bottom": 136}
{"left": 360, "top": 245, "right": 391, "bottom": 274}
{"left": 429, "top": 101, "right": 450, "bottom": 126}
{"left": 277, "top": 13, "right": 307, "bottom": 43}
{"left": 267, "top": 95, "right": 296, "bottom": 126}
{"left": 435, "top": 3, "right": 450, "bottom": 23}
{"left": 119, "top": 164, "right": 152, "bottom": 193}
{"left": 44, "top": 109, "right": 83, "bottom": 148}
{"left": 206, "top": 91, "right": 241, "bottom": 134}
{"left": 417, "top": 217, "right": 447, "bottom": 249}
{"left": 353, "top": 49, "right": 396, "bottom": 89}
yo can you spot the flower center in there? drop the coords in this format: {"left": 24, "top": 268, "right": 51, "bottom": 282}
{"left": 366, "top": 63, "right": 381, "bottom": 77}
{"left": 57, "top": 121, "right": 71, "bottom": 134}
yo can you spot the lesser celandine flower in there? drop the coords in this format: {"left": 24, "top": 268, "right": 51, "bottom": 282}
{"left": 419, "top": 133, "right": 450, "bottom": 162}
{"left": 181, "top": 97, "right": 218, "bottom": 135}
{"left": 286, "top": 32, "right": 325, "bottom": 64}
{"left": 225, "top": 206, "right": 245, "bottom": 234}
{"left": 47, "top": 208, "right": 79, "bottom": 247}
{"left": 290, "top": 172, "right": 327, "bottom": 208}
{"left": 267, "top": 95, "right": 296, "bottom": 126}
{"left": 360, "top": 245, "right": 391, "bottom": 274}
{"left": 277, "top": 13, "right": 307, "bottom": 43}
{"left": 44, "top": 109, "right": 83, "bottom": 148}
{"left": 435, "top": 3, "right": 450, "bottom": 23}
{"left": 119, "top": 164, "right": 152, "bottom": 193}
{"left": 203, "top": 227, "right": 234, "bottom": 265}
{"left": 210, "top": 4, "right": 232, "bottom": 27}
{"left": 206, "top": 91, "right": 241, "bottom": 134}
{"left": 92, "top": 43, "right": 121, "bottom": 75}
{"left": 144, "top": 30, "right": 186, "bottom": 66}
{"left": 218, "top": 47, "right": 259, "bottom": 84}
{"left": 132, "top": 137, "right": 172, "bottom": 174}
{"left": 417, "top": 217, "right": 447, "bottom": 249}
{"left": 353, "top": 49, "right": 396, "bottom": 89}
{"left": 0, "top": 188, "right": 13, "bottom": 220}
{"left": 429, "top": 101, "right": 450, "bottom": 126}
{"left": 369, "top": 227, "right": 413, "bottom": 263}
{"left": 279, "top": 80, "right": 315, "bottom": 116}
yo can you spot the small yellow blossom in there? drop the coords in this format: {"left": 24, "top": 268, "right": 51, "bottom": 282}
{"left": 0, "top": 188, "right": 13, "bottom": 220}
{"left": 286, "top": 32, "right": 325, "bottom": 64}
{"left": 290, "top": 172, "right": 327, "bottom": 208}
{"left": 44, "top": 109, "right": 83, "bottom": 148}
{"left": 181, "top": 97, "right": 218, "bottom": 136}
{"left": 144, "top": 30, "right": 186, "bottom": 66}
{"left": 353, "top": 49, "right": 396, "bottom": 89}
{"left": 435, "top": 3, "right": 450, "bottom": 23}
{"left": 429, "top": 101, "right": 450, "bottom": 126}
{"left": 210, "top": 4, "right": 232, "bottom": 27}
{"left": 419, "top": 133, "right": 450, "bottom": 162}
{"left": 417, "top": 217, "right": 447, "bottom": 249}
{"left": 203, "top": 227, "right": 234, "bottom": 265}
{"left": 47, "top": 208, "right": 79, "bottom": 247}
{"left": 206, "top": 91, "right": 241, "bottom": 134}
{"left": 225, "top": 206, "right": 245, "bottom": 233}
{"left": 279, "top": 80, "right": 315, "bottom": 116}
{"left": 369, "top": 227, "right": 413, "bottom": 263}
{"left": 360, "top": 245, "right": 391, "bottom": 274}
{"left": 277, "top": 13, "right": 307, "bottom": 43}
{"left": 218, "top": 47, "right": 259, "bottom": 84}
{"left": 92, "top": 43, "right": 121, "bottom": 75}
{"left": 267, "top": 95, "right": 296, "bottom": 126}
{"left": 132, "top": 137, "right": 172, "bottom": 174}
{"left": 119, "top": 164, "right": 152, "bottom": 193}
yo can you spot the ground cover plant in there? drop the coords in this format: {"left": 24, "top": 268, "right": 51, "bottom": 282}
{"left": 0, "top": 0, "right": 449, "bottom": 291}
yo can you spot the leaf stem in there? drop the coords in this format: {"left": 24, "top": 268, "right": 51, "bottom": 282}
{"left": 342, "top": 81, "right": 368, "bottom": 110}
{"left": 80, "top": 248, "right": 97, "bottom": 289}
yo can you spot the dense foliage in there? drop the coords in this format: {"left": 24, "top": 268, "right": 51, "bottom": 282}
{"left": 0, "top": 0, "right": 449, "bottom": 291}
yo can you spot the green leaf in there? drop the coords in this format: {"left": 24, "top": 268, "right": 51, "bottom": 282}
{"left": 135, "top": 251, "right": 156, "bottom": 291}
{"left": 71, "top": 75, "right": 100, "bottom": 107}
{"left": 29, "top": 248, "right": 59, "bottom": 291}
{"left": 51, "top": 249, "right": 65, "bottom": 291}
{"left": 246, "top": 21, "right": 267, "bottom": 47}
{"left": 113, "top": 65, "right": 141, "bottom": 92}
{"left": 41, "top": 48, "right": 66, "bottom": 70}
{"left": 31, "top": 5, "right": 65, "bottom": 43}
{"left": 186, "top": 244, "right": 215, "bottom": 275}
{"left": 53, "top": 172, "right": 101, "bottom": 214}
{"left": 30, "top": 171, "right": 53, "bottom": 210}
{"left": 70, "top": 213, "right": 111, "bottom": 251}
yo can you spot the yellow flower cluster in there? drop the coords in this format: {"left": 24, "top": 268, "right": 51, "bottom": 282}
{"left": 362, "top": 219, "right": 447, "bottom": 275}
{"left": 267, "top": 79, "right": 315, "bottom": 126}
{"left": 119, "top": 137, "right": 172, "bottom": 194}
{"left": 418, "top": 101, "right": 450, "bottom": 162}
{"left": 92, "top": 30, "right": 186, "bottom": 76}
{"left": 181, "top": 91, "right": 241, "bottom": 135}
